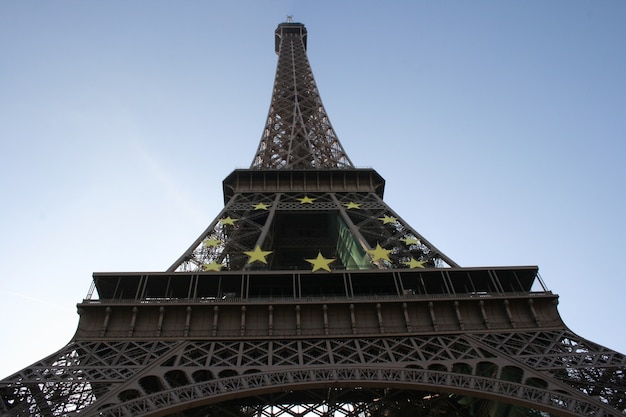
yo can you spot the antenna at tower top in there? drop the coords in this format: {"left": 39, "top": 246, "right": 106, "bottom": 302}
{"left": 286, "top": 15, "right": 293, "bottom": 23}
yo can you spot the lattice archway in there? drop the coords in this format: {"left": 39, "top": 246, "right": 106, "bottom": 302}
{"left": 89, "top": 367, "right": 608, "bottom": 417}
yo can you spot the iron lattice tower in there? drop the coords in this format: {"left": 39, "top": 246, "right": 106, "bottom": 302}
{"left": 1, "top": 21, "right": 625, "bottom": 417}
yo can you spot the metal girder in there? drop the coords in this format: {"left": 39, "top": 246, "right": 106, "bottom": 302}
{"left": 168, "top": 190, "right": 458, "bottom": 273}
{"left": 1, "top": 329, "right": 624, "bottom": 416}
{"left": 251, "top": 23, "right": 353, "bottom": 169}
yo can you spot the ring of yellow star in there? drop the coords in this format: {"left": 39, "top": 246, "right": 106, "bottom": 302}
{"left": 202, "top": 261, "right": 223, "bottom": 271}
{"left": 367, "top": 243, "right": 392, "bottom": 262}
{"left": 252, "top": 202, "right": 269, "bottom": 210}
{"left": 297, "top": 196, "right": 316, "bottom": 204}
{"left": 343, "top": 202, "right": 361, "bottom": 209}
{"left": 202, "top": 237, "right": 222, "bottom": 248}
{"left": 220, "top": 216, "right": 238, "bottom": 226}
{"left": 400, "top": 236, "right": 420, "bottom": 245}
{"left": 244, "top": 245, "right": 273, "bottom": 264}
{"left": 378, "top": 215, "right": 398, "bottom": 224}
{"left": 305, "top": 252, "right": 335, "bottom": 272}
{"left": 403, "top": 258, "right": 426, "bottom": 269}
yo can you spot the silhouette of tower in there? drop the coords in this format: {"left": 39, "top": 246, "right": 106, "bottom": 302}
{"left": 1, "top": 20, "right": 625, "bottom": 417}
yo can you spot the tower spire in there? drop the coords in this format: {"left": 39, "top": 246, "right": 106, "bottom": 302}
{"left": 251, "top": 22, "right": 353, "bottom": 169}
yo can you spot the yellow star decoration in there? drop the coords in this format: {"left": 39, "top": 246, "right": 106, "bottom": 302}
{"left": 297, "top": 196, "right": 316, "bottom": 204}
{"left": 400, "top": 236, "right": 420, "bottom": 245}
{"left": 252, "top": 202, "right": 269, "bottom": 210}
{"left": 367, "top": 243, "right": 392, "bottom": 262}
{"left": 202, "top": 238, "right": 222, "bottom": 248}
{"left": 305, "top": 252, "right": 335, "bottom": 272}
{"left": 202, "top": 262, "right": 223, "bottom": 271}
{"left": 378, "top": 215, "right": 398, "bottom": 224}
{"left": 403, "top": 258, "right": 426, "bottom": 269}
{"left": 220, "top": 216, "right": 238, "bottom": 226}
{"left": 244, "top": 245, "right": 273, "bottom": 264}
{"left": 343, "top": 202, "right": 361, "bottom": 209}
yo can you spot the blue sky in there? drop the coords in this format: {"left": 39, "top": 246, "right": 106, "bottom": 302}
{"left": 1, "top": 1, "right": 625, "bottom": 377}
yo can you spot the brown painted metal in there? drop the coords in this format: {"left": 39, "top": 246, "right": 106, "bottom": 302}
{"left": 251, "top": 22, "right": 353, "bottom": 170}
{"left": 1, "top": 20, "right": 625, "bottom": 417}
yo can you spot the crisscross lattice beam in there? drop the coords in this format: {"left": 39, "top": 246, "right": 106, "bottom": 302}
{"left": 251, "top": 22, "right": 353, "bottom": 169}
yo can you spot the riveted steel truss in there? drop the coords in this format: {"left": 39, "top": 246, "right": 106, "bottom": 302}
{"left": 250, "top": 23, "right": 353, "bottom": 169}
{"left": 1, "top": 327, "right": 625, "bottom": 416}
{"left": 168, "top": 189, "right": 457, "bottom": 273}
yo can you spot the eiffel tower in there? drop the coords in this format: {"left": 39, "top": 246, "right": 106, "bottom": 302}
{"left": 1, "top": 20, "right": 625, "bottom": 417}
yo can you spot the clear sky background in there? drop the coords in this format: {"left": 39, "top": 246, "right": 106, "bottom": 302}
{"left": 1, "top": 1, "right": 624, "bottom": 378}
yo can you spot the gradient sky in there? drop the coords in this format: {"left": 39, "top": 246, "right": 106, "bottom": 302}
{"left": 1, "top": 1, "right": 625, "bottom": 378}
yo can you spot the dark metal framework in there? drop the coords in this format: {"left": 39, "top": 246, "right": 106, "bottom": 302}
{"left": 1, "top": 20, "right": 625, "bottom": 417}
{"left": 168, "top": 175, "right": 458, "bottom": 273}
{"left": 251, "top": 22, "right": 353, "bottom": 169}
